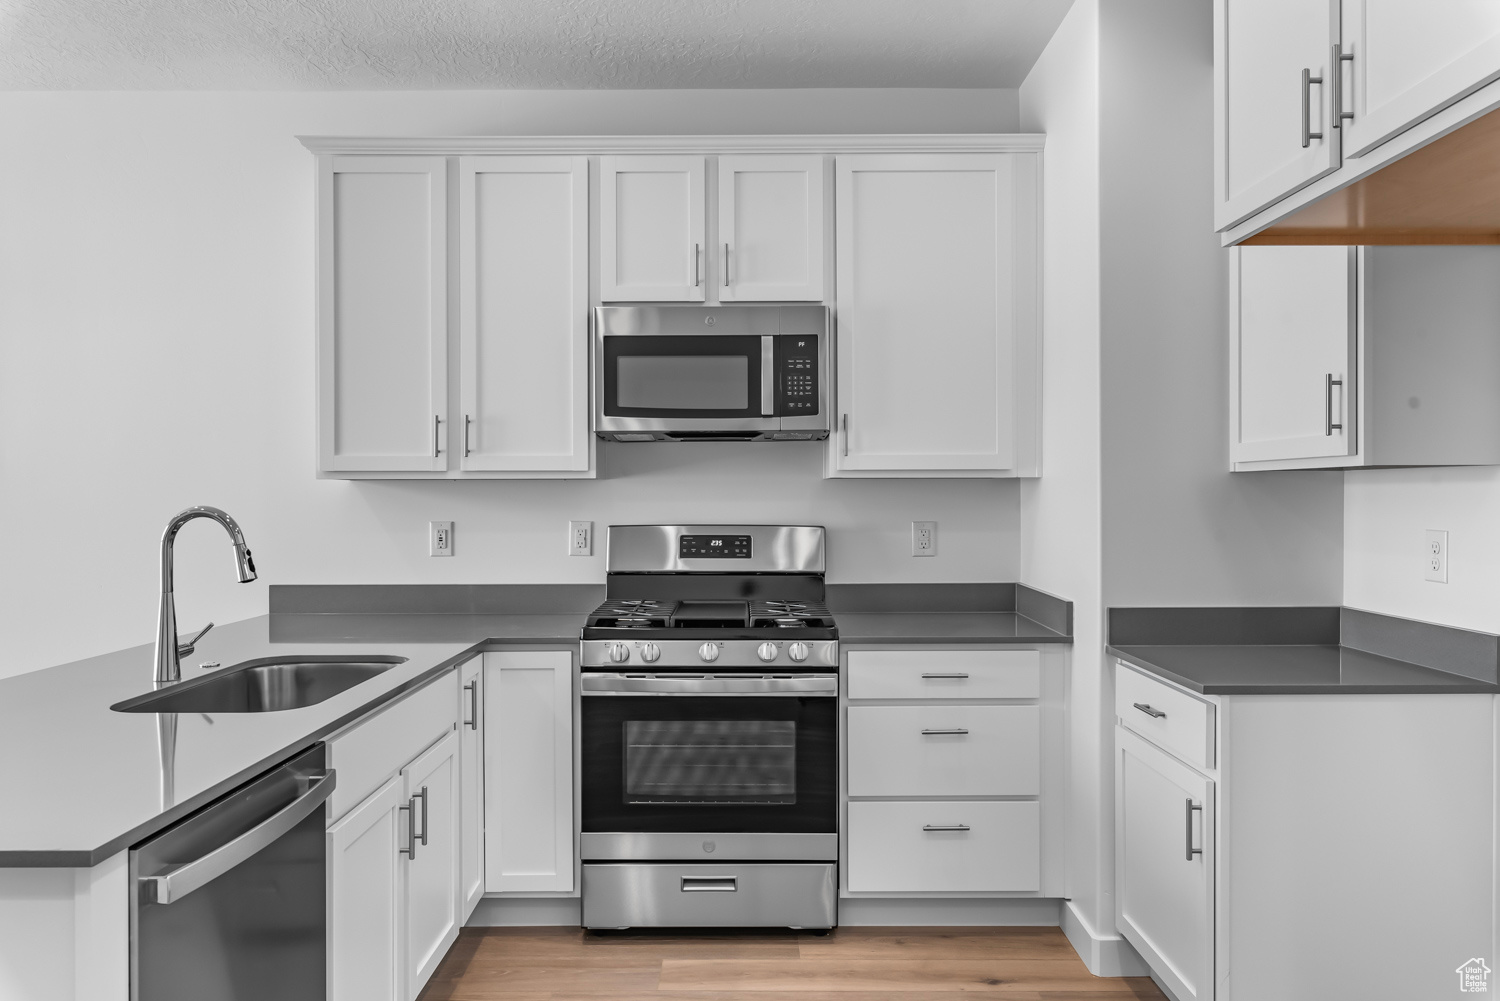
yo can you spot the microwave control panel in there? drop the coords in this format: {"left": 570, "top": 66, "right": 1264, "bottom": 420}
{"left": 776, "top": 336, "right": 820, "bottom": 416}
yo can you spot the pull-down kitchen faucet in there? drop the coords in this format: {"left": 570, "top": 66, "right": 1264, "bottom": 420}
{"left": 154, "top": 506, "right": 257, "bottom": 685}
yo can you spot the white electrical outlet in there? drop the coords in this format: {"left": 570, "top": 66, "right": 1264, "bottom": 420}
{"left": 430, "top": 521, "right": 454, "bottom": 557}
{"left": 569, "top": 520, "right": 593, "bottom": 556}
{"left": 1425, "top": 529, "right": 1448, "bottom": 583}
{"left": 912, "top": 521, "right": 937, "bottom": 557}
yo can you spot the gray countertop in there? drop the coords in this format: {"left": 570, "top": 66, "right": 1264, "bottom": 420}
{"left": 1109, "top": 644, "right": 1500, "bottom": 695}
{"left": 838, "top": 612, "right": 1070, "bottom": 644}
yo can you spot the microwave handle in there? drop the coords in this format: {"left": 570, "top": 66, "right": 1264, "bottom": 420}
{"left": 761, "top": 336, "right": 776, "bottom": 416}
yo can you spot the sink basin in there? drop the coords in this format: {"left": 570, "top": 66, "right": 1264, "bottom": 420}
{"left": 112, "top": 655, "right": 408, "bottom": 714}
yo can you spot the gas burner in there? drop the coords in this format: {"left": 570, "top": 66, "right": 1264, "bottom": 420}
{"left": 749, "top": 599, "right": 832, "bottom": 629}
{"left": 587, "top": 598, "right": 678, "bottom": 629}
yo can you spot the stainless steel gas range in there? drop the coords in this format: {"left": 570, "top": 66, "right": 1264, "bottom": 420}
{"left": 578, "top": 524, "right": 838, "bottom": 930}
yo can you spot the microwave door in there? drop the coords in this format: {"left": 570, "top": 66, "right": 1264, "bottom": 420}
{"left": 599, "top": 334, "right": 775, "bottom": 435}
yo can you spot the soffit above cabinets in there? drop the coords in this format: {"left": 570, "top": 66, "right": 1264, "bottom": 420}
{"left": 0, "top": 0, "right": 1071, "bottom": 90}
{"left": 1244, "top": 107, "right": 1500, "bottom": 246}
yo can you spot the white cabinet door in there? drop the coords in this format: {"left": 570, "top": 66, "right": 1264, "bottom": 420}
{"left": 458, "top": 156, "right": 591, "bottom": 473}
{"left": 1229, "top": 245, "right": 1356, "bottom": 464}
{"left": 1214, "top": 0, "right": 1341, "bottom": 229}
{"left": 1340, "top": 1, "right": 1500, "bottom": 158}
{"left": 458, "top": 657, "right": 484, "bottom": 919}
{"left": 600, "top": 155, "right": 706, "bottom": 302}
{"left": 718, "top": 155, "right": 825, "bottom": 302}
{"left": 1116, "top": 728, "right": 1215, "bottom": 1001}
{"left": 834, "top": 154, "right": 1035, "bottom": 474}
{"left": 484, "top": 650, "right": 575, "bottom": 892}
{"left": 403, "top": 729, "right": 460, "bottom": 1000}
{"left": 318, "top": 156, "right": 448, "bottom": 473}
{"left": 328, "top": 774, "right": 405, "bottom": 1001}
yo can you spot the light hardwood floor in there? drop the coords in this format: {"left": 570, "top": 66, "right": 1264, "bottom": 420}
{"left": 417, "top": 927, "right": 1167, "bottom": 1000}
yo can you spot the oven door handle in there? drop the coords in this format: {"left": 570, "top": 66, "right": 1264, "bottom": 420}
{"left": 141, "top": 770, "right": 336, "bottom": 905}
{"left": 581, "top": 674, "right": 838, "bottom": 696}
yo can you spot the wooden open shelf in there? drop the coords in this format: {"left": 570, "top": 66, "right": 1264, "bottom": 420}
{"left": 1244, "top": 107, "right": 1500, "bottom": 245}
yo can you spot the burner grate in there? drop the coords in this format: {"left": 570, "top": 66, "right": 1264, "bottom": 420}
{"left": 588, "top": 598, "right": 678, "bottom": 628}
{"left": 749, "top": 599, "right": 833, "bottom": 629}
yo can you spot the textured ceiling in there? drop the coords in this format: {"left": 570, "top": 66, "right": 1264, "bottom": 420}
{"left": 0, "top": 0, "right": 1073, "bottom": 90}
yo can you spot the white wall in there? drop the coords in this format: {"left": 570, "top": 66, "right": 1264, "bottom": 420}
{"left": 0, "top": 88, "right": 1021, "bottom": 679}
{"left": 1345, "top": 468, "right": 1500, "bottom": 631}
{"left": 1017, "top": 0, "right": 1108, "bottom": 961}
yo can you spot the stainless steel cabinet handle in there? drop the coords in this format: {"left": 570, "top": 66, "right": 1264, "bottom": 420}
{"left": 1185, "top": 799, "right": 1204, "bottom": 861}
{"left": 432, "top": 414, "right": 443, "bottom": 457}
{"left": 841, "top": 413, "right": 849, "bottom": 457}
{"left": 922, "top": 824, "right": 971, "bottom": 832}
{"left": 1302, "top": 67, "right": 1325, "bottom": 147}
{"left": 681, "top": 876, "right": 737, "bottom": 892}
{"left": 693, "top": 243, "right": 701, "bottom": 287}
{"left": 723, "top": 243, "right": 731, "bottom": 286}
{"left": 401, "top": 796, "right": 417, "bottom": 859}
{"left": 1133, "top": 702, "right": 1166, "bottom": 719}
{"left": 464, "top": 415, "right": 472, "bottom": 457}
{"left": 921, "top": 728, "right": 970, "bottom": 735}
{"left": 922, "top": 672, "right": 969, "bottom": 679}
{"left": 417, "top": 785, "right": 429, "bottom": 847}
{"left": 1325, "top": 374, "right": 1344, "bottom": 435}
{"left": 464, "top": 680, "right": 479, "bottom": 730}
{"left": 141, "top": 771, "right": 336, "bottom": 905}
{"left": 1332, "top": 45, "right": 1355, "bottom": 126}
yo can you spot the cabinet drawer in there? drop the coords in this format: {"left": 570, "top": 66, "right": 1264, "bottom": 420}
{"left": 328, "top": 671, "right": 458, "bottom": 822}
{"left": 846, "top": 801, "right": 1039, "bottom": 892}
{"left": 846, "top": 650, "right": 1040, "bottom": 700}
{"left": 1115, "top": 663, "right": 1214, "bottom": 770}
{"left": 847, "top": 705, "right": 1038, "bottom": 797}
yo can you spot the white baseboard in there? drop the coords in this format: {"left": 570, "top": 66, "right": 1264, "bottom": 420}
{"left": 468, "top": 897, "right": 582, "bottom": 926}
{"left": 1060, "top": 901, "right": 1151, "bottom": 977}
{"left": 837, "top": 897, "right": 1062, "bottom": 926}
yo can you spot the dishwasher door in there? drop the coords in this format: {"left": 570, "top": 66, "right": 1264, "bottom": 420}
{"left": 130, "top": 742, "right": 334, "bottom": 1001}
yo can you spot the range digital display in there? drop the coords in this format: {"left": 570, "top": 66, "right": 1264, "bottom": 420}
{"left": 679, "top": 535, "right": 753, "bottom": 559}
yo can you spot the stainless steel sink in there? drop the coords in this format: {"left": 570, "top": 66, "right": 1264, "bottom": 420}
{"left": 112, "top": 655, "right": 408, "bottom": 713}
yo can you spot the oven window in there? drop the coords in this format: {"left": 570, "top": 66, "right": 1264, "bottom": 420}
{"left": 616, "top": 355, "right": 749, "bottom": 410}
{"left": 624, "top": 720, "right": 795, "bottom": 805}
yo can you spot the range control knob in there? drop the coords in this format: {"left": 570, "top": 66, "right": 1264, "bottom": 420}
{"left": 757, "top": 642, "right": 779, "bottom": 663}
{"left": 698, "top": 642, "right": 720, "bottom": 663}
{"left": 640, "top": 642, "right": 661, "bottom": 664}
{"left": 607, "top": 642, "right": 630, "bottom": 664}
{"left": 787, "top": 642, "right": 811, "bottom": 663}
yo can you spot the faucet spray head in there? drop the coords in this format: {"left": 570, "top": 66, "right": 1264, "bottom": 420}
{"left": 234, "top": 543, "right": 257, "bottom": 583}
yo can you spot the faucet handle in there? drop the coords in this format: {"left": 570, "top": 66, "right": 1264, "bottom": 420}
{"left": 177, "top": 622, "right": 214, "bottom": 659}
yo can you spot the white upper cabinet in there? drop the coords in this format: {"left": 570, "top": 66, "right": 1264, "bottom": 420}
{"left": 832, "top": 153, "right": 1038, "bottom": 477}
{"left": 600, "top": 155, "right": 707, "bottom": 302}
{"left": 717, "top": 155, "right": 825, "bottom": 302}
{"left": 1339, "top": 2, "right": 1500, "bottom": 158}
{"left": 1214, "top": 0, "right": 1342, "bottom": 229}
{"left": 1230, "top": 245, "right": 1355, "bottom": 464}
{"left": 318, "top": 156, "right": 448, "bottom": 473}
{"left": 458, "top": 156, "right": 590, "bottom": 472}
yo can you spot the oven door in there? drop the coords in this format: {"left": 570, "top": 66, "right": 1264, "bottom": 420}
{"left": 580, "top": 680, "right": 836, "bottom": 861}
{"left": 597, "top": 333, "right": 776, "bottom": 437}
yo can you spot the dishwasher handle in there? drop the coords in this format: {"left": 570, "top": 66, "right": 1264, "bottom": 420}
{"left": 141, "top": 770, "right": 336, "bottom": 905}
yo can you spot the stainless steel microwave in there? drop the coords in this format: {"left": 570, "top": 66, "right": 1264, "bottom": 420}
{"left": 594, "top": 305, "right": 830, "bottom": 442}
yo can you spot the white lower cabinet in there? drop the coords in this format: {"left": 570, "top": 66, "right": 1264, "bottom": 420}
{"left": 1115, "top": 727, "right": 1214, "bottom": 1001}
{"left": 484, "top": 650, "right": 575, "bottom": 893}
{"left": 458, "top": 656, "right": 485, "bottom": 918}
{"left": 843, "top": 647, "right": 1056, "bottom": 897}
{"left": 1114, "top": 660, "right": 1498, "bottom": 1001}
{"left": 327, "top": 671, "right": 459, "bottom": 1001}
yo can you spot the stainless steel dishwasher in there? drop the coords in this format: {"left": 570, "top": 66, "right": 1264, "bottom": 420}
{"left": 130, "top": 743, "right": 334, "bottom": 1000}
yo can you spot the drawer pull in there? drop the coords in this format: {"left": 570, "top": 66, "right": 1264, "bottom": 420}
{"left": 1133, "top": 702, "right": 1166, "bottom": 719}
{"left": 681, "top": 876, "right": 737, "bottom": 892}
{"left": 1185, "top": 800, "right": 1203, "bottom": 861}
{"left": 922, "top": 824, "right": 971, "bottom": 833}
{"left": 921, "top": 673, "right": 969, "bottom": 679}
{"left": 920, "top": 728, "right": 969, "bottom": 736}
